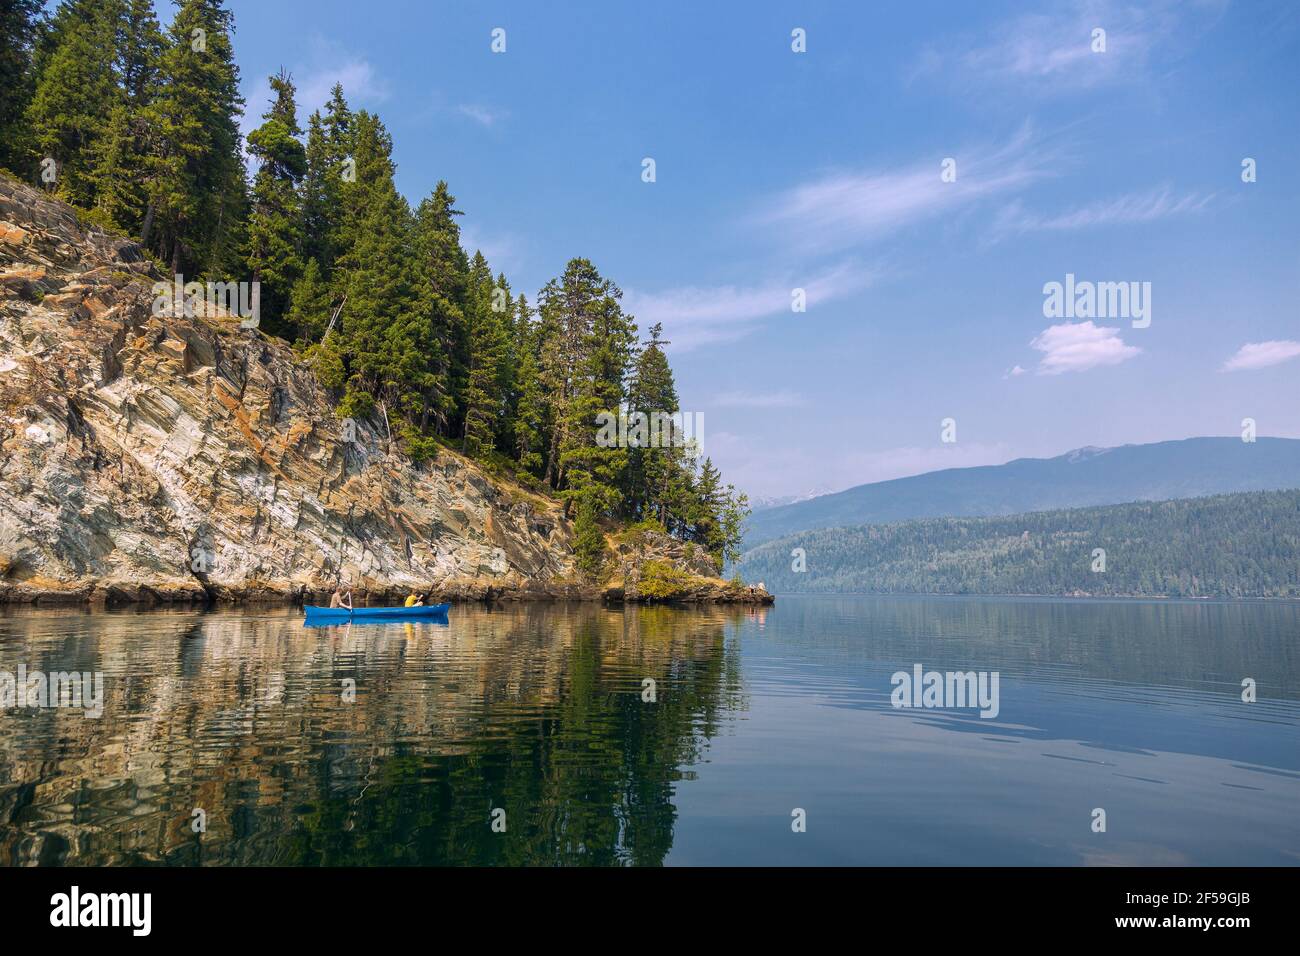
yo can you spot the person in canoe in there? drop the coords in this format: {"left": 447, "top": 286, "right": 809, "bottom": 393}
{"left": 404, "top": 586, "right": 436, "bottom": 608}
{"left": 330, "top": 586, "right": 353, "bottom": 610}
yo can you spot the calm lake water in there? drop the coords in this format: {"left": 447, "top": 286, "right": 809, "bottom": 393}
{"left": 1, "top": 596, "right": 1297, "bottom": 866}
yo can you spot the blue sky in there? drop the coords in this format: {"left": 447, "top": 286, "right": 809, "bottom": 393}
{"left": 192, "top": 0, "right": 1296, "bottom": 498}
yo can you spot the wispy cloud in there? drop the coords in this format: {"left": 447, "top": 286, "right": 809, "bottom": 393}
{"left": 910, "top": 0, "right": 1222, "bottom": 93}
{"left": 1030, "top": 320, "right": 1141, "bottom": 374}
{"left": 460, "top": 226, "right": 525, "bottom": 277}
{"left": 961, "top": 13, "right": 1145, "bottom": 87}
{"left": 624, "top": 261, "right": 880, "bottom": 351}
{"left": 241, "top": 37, "right": 388, "bottom": 137}
{"left": 711, "top": 389, "right": 808, "bottom": 409}
{"left": 662, "top": 126, "right": 1051, "bottom": 350}
{"left": 298, "top": 61, "right": 389, "bottom": 114}
{"left": 752, "top": 124, "right": 1053, "bottom": 255}
{"left": 1222, "top": 340, "right": 1300, "bottom": 372}
{"left": 456, "top": 104, "right": 509, "bottom": 128}
{"left": 991, "top": 186, "right": 1212, "bottom": 240}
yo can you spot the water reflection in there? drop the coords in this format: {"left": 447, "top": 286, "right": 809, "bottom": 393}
{"left": 1, "top": 596, "right": 1296, "bottom": 866}
{"left": 0, "top": 604, "right": 753, "bottom": 865}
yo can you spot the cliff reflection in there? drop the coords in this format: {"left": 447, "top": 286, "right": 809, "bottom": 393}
{"left": 0, "top": 603, "right": 752, "bottom": 866}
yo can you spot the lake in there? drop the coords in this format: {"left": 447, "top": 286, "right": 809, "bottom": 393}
{"left": 1, "top": 596, "right": 1297, "bottom": 866}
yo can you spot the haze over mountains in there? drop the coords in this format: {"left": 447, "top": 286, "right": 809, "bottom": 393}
{"left": 736, "top": 489, "right": 1300, "bottom": 599}
{"left": 742, "top": 438, "right": 1300, "bottom": 549}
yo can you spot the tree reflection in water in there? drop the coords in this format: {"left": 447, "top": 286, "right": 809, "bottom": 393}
{"left": 0, "top": 603, "right": 759, "bottom": 866}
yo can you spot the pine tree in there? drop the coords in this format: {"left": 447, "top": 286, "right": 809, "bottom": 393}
{"left": 414, "top": 181, "right": 468, "bottom": 303}
{"left": 562, "top": 260, "right": 637, "bottom": 514}
{"left": 323, "top": 110, "right": 445, "bottom": 459}
{"left": 300, "top": 84, "right": 352, "bottom": 276}
{"left": 684, "top": 457, "right": 749, "bottom": 570}
{"left": 244, "top": 71, "right": 306, "bottom": 336}
{"left": 0, "top": 0, "right": 43, "bottom": 173}
{"left": 74, "top": 0, "right": 159, "bottom": 231}
{"left": 690, "top": 456, "right": 724, "bottom": 560}
{"left": 411, "top": 181, "right": 469, "bottom": 432}
{"left": 572, "top": 490, "right": 608, "bottom": 582}
{"left": 285, "top": 257, "right": 332, "bottom": 344}
{"left": 537, "top": 257, "right": 636, "bottom": 514}
{"left": 461, "top": 252, "right": 508, "bottom": 459}
{"left": 718, "top": 483, "right": 750, "bottom": 567}
{"left": 85, "top": 0, "right": 162, "bottom": 233}
{"left": 536, "top": 267, "right": 583, "bottom": 490}
{"left": 625, "top": 322, "right": 681, "bottom": 524}
{"left": 25, "top": 0, "right": 121, "bottom": 206}
{"left": 138, "top": 0, "right": 246, "bottom": 276}
{"left": 115, "top": 0, "right": 162, "bottom": 108}
{"left": 494, "top": 271, "right": 519, "bottom": 453}
{"left": 510, "top": 294, "right": 545, "bottom": 475}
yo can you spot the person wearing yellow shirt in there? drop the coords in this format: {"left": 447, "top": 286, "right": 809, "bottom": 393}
{"left": 404, "top": 592, "right": 424, "bottom": 607}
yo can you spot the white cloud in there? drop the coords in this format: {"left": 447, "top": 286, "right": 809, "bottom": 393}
{"left": 242, "top": 37, "right": 389, "bottom": 138}
{"left": 711, "top": 389, "right": 807, "bottom": 409}
{"left": 1222, "top": 340, "right": 1300, "bottom": 372}
{"left": 962, "top": 13, "right": 1144, "bottom": 86}
{"left": 456, "top": 104, "right": 508, "bottom": 127}
{"left": 460, "top": 227, "right": 525, "bottom": 277}
{"left": 1030, "top": 321, "right": 1141, "bottom": 374}
{"left": 911, "top": 0, "right": 1222, "bottom": 93}
{"left": 753, "top": 124, "right": 1053, "bottom": 255}
{"left": 991, "top": 186, "right": 1212, "bottom": 240}
{"left": 1004, "top": 365, "right": 1027, "bottom": 378}
{"left": 295, "top": 40, "right": 390, "bottom": 114}
{"left": 624, "top": 261, "right": 879, "bottom": 352}
{"left": 626, "top": 129, "right": 1048, "bottom": 352}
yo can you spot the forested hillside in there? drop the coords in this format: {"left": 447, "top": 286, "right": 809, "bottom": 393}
{"left": 743, "top": 438, "right": 1300, "bottom": 547}
{"left": 0, "top": 0, "right": 747, "bottom": 578}
{"left": 736, "top": 489, "right": 1300, "bottom": 598}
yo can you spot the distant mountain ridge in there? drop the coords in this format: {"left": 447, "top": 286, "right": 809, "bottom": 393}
{"left": 742, "top": 437, "right": 1300, "bottom": 549}
{"left": 736, "top": 489, "right": 1300, "bottom": 598}
{"left": 749, "top": 487, "right": 836, "bottom": 511}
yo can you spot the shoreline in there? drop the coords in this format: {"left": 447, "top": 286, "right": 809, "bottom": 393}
{"left": 720, "top": 590, "right": 1300, "bottom": 603}
{"left": 0, "top": 578, "right": 776, "bottom": 609}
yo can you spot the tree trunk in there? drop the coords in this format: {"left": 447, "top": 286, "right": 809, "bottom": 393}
{"left": 140, "top": 201, "right": 156, "bottom": 248}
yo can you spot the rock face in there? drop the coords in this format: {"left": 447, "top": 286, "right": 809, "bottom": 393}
{"left": 0, "top": 176, "right": 575, "bottom": 606}
{"left": 607, "top": 529, "right": 774, "bottom": 605}
{"left": 0, "top": 175, "right": 773, "bottom": 609}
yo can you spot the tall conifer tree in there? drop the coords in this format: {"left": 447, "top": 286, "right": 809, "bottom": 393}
{"left": 244, "top": 71, "right": 306, "bottom": 336}
{"left": 0, "top": 0, "right": 44, "bottom": 172}
{"left": 509, "top": 293, "right": 545, "bottom": 475}
{"left": 139, "top": 0, "right": 245, "bottom": 275}
{"left": 25, "top": 0, "right": 121, "bottom": 205}
{"left": 86, "top": 0, "right": 163, "bottom": 232}
{"left": 626, "top": 322, "right": 683, "bottom": 525}
{"left": 461, "top": 252, "right": 508, "bottom": 458}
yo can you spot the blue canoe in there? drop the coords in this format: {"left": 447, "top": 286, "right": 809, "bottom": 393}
{"left": 303, "top": 603, "right": 450, "bottom": 625}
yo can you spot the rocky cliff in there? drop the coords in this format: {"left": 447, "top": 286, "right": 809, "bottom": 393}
{"left": 0, "top": 175, "right": 771, "bottom": 608}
